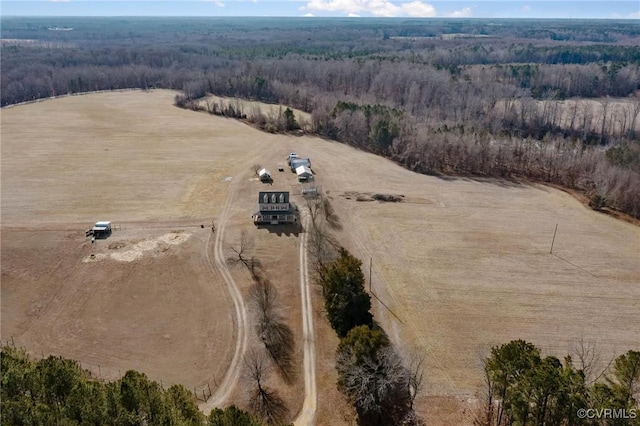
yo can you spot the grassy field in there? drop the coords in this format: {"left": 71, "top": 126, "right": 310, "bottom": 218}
{"left": 1, "top": 90, "right": 310, "bottom": 422}
{"left": 2, "top": 90, "right": 638, "bottom": 424}
{"left": 292, "top": 137, "right": 640, "bottom": 397}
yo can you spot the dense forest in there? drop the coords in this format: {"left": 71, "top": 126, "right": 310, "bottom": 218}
{"left": 2, "top": 17, "right": 640, "bottom": 218}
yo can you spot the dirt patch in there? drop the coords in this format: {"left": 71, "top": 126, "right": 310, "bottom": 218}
{"left": 343, "top": 191, "right": 405, "bottom": 202}
{"left": 372, "top": 193, "right": 404, "bottom": 202}
{"left": 83, "top": 253, "right": 108, "bottom": 263}
{"left": 82, "top": 232, "right": 191, "bottom": 263}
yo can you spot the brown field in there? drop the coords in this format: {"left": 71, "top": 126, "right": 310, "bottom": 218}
{"left": 297, "top": 138, "right": 640, "bottom": 398}
{"left": 199, "top": 95, "right": 311, "bottom": 126}
{"left": 2, "top": 90, "right": 638, "bottom": 424}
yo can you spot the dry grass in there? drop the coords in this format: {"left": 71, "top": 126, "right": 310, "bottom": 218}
{"left": 2, "top": 90, "right": 638, "bottom": 425}
{"left": 1, "top": 90, "right": 307, "bottom": 420}
{"left": 288, "top": 137, "right": 640, "bottom": 410}
{"left": 198, "top": 95, "right": 312, "bottom": 129}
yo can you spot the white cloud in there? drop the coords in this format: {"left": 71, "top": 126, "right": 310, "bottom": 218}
{"left": 303, "top": 12, "right": 315, "bottom": 16}
{"left": 301, "top": 0, "right": 436, "bottom": 17}
{"left": 629, "top": 10, "right": 640, "bottom": 18}
{"left": 522, "top": 5, "right": 531, "bottom": 12}
{"left": 400, "top": 1, "right": 436, "bottom": 17}
{"left": 347, "top": 12, "right": 360, "bottom": 17}
{"left": 447, "top": 7, "right": 471, "bottom": 17}
{"left": 202, "top": 0, "right": 225, "bottom": 6}
{"left": 49, "top": 0, "right": 71, "bottom": 3}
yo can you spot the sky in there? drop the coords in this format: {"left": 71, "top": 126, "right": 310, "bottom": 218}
{"left": 1, "top": 0, "right": 639, "bottom": 19}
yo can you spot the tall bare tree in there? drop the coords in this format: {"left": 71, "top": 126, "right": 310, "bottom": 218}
{"left": 243, "top": 349, "right": 289, "bottom": 425}
{"left": 228, "top": 230, "right": 260, "bottom": 278}
{"left": 248, "top": 279, "right": 295, "bottom": 382}
{"left": 570, "top": 336, "right": 612, "bottom": 385}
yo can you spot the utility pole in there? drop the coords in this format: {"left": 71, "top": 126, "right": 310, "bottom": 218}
{"left": 369, "top": 257, "right": 372, "bottom": 293}
{"left": 550, "top": 224, "right": 558, "bottom": 254}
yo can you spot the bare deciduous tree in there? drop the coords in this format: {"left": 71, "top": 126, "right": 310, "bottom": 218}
{"left": 307, "top": 221, "right": 339, "bottom": 283}
{"left": 405, "top": 353, "right": 425, "bottom": 410}
{"left": 570, "top": 336, "right": 613, "bottom": 385}
{"left": 303, "top": 188, "right": 341, "bottom": 283}
{"left": 243, "top": 350, "right": 289, "bottom": 425}
{"left": 228, "top": 230, "right": 261, "bottom": 278}
{"left": 476, "top": 357, "right": 498, "bottom": 426}
{"left": 248, "top": 279, "right": 295, "bottom": 382}
{"left": 303, "top": 189, "right": 341, "bottom": 231}
{"left": 249, "top": 278, "right": 278, "bottom": 319}
{"left": 337, "top": 345, "right": 412, "bottom": 425}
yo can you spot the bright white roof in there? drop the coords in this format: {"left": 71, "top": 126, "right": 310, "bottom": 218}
{"left": 258, "top": 168, "right": 270, "bottom": 175}
{"left": 296, "top": 165, "right": 312, "bottom": 175}
{"left": 95, "top": 221, "right": 111, "bottom": 226}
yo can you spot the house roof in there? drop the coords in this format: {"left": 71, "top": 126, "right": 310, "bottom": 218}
{"left": 258, "top": 168, "right": 270, "bottom": 176}
{"left": 291, "top": 157, "right": 310, "bottom": 165}
{"left": 296, "top": 165, "right": 312, "bottom": 176}
{"left": 258, "top": 191, "right": 290, "bottom": 203}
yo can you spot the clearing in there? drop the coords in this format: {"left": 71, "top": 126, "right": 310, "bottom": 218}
{"left": 2, "top": 90, "right": 638, "bottom": 425}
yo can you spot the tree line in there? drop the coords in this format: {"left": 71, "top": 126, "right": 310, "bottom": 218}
{"left": 478, "top": 340, "right": 640, "bottom": 426}
{"left": 0, "top": 344, "right": 266, "bottom": 426}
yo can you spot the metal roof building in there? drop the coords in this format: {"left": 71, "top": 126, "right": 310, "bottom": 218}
{"left": 296, "top": 165, "right": 313, "bottom": 181}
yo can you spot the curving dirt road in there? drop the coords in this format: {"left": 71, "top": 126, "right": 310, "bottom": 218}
{"left": 293, "top": 213, "right": 318, "bottom": 426}
{"left": 202, "top": 181, "right": 249, "bottom": 410}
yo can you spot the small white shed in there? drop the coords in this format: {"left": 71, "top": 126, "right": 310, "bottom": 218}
{"left": 258, "top": 168, "right": 271, "bottom": 182}
{"left": 296, "top": 165, "right": 313, "bottom": 182}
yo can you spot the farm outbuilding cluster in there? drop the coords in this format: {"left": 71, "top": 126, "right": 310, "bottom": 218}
{"left": 288, "top": 153, "right": 314, "bottom": 182}
{"left": 251, "top": 152, "right": 317, "bottom": 225}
